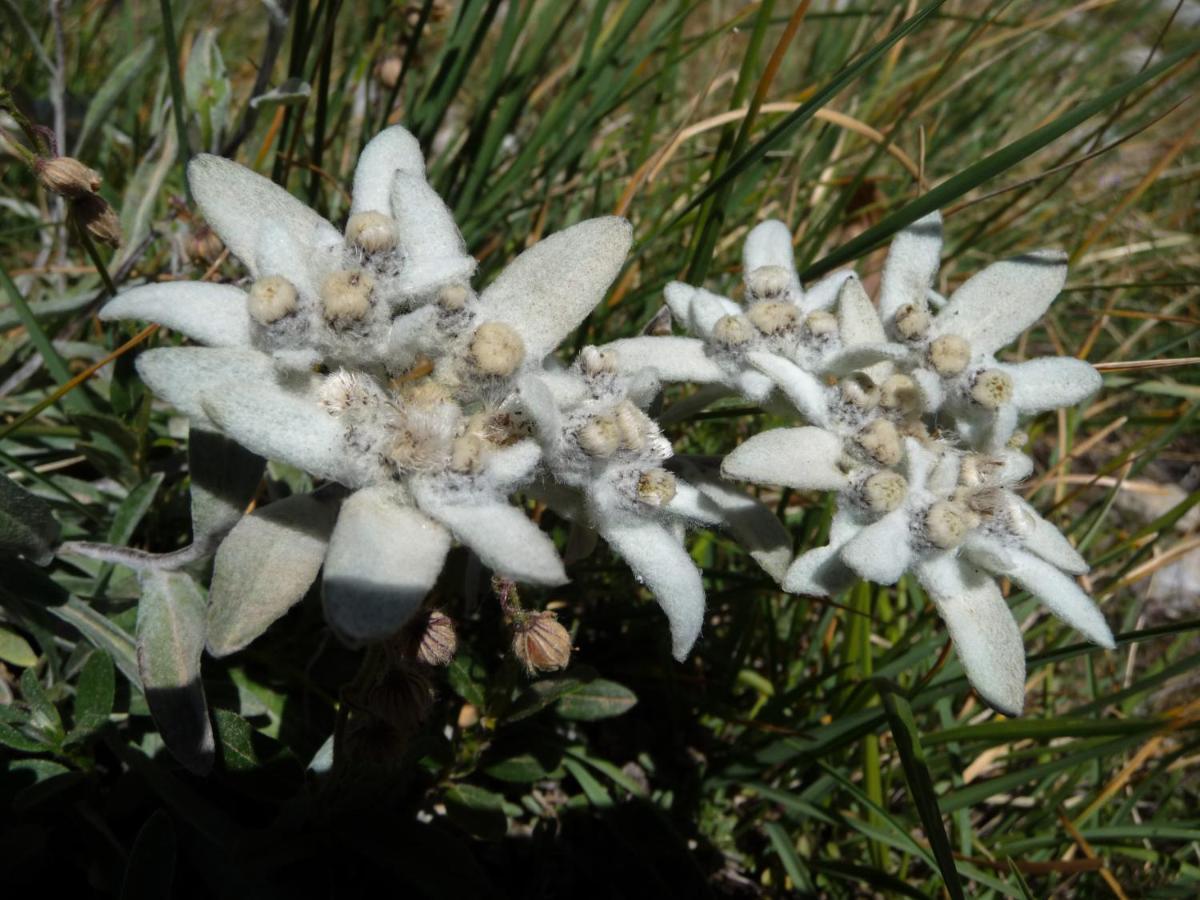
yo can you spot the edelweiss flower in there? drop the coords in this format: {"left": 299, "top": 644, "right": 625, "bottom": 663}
{"left": 603, "top": 219, "right": 907, "bottom": 407}
{"left": 876, "top": 212, "right": 1101, "bottom": 450}
{"left": 98, "top": 125, "right": 632, "bottom": 652}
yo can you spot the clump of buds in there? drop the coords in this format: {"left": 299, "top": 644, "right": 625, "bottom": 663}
{"left": 511, "top": 610, "right": 572, "bottom": 675}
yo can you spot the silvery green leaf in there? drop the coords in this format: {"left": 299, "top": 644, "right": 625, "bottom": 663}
{"left": 915, "top": 553, "right": 1025, "bottom": 717}
{"left": 188, "top": 426, "right": 265, "bottom": 550}
{"left": 99, "top": 282, "right": 252, "bottom": 347}
{"left": 801, "top": 268, "right": 855, "bottom": 313}
{"left": 207, "top": 492, "right": 337, "bottom": 657}
{"left": 743, "top": 219, "right": 801, "bottom": 297}
{"left": 1001, "top": 357, "right": 1102, "bottom": 414}
{"left": 687, "top": 472, "right": 793, "bottom": 583}
{"left": 0, "top": 471, "right": 60, "bottom": 565}
{"left": 479, "top": 217, "right": 632, "bottom": 363}
{"left": 721, "top": 426, "right": 846, "bottom": 491}
{"left": 933, "top": 249, "right": 1067, "bottom": 355}
{"left": 747, "top": 352, "right": 831, "bottom": 427}
{"left": 836, "top": 275, "right": 886, "bottom": 346}
{"left": 839, "top": 509, "right": 911, "bottom": 585}
{"left": 136, "top": 570, "right": 214, "bottom": 774}
{"left": 249, "top": 77, "right": 311, "bottom": 109}
{"left": 322, "top": 487, "right": 449, "bottom": 643}
{"left": 390, "top": 172, "right": 476, "bottom": 294}
{"left": 1010, "top": 496, "right": 1088, "bottom": 574}
{"left": 136, "top": 347, "right": 275, "bottom": 424}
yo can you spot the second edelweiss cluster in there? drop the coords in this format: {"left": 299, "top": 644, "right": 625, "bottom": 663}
{"left": 607, "top": 214, "right": 1111, "bottom": 715}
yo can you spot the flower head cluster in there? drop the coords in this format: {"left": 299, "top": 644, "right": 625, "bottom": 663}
{"left": 611, "top": 214, "right": 1110, "bottom": 715}
{"left": 100, "top": 126, "right": 766, "bottom": 664}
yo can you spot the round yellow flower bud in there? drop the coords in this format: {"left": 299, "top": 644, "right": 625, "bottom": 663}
{"left": 321, "top": 270, "right": 375, "bottom": 322}
{"left": 469, "top": 321, "right": 526, "bottom": 376}
{"left": 248, "top": 275, "right": 299, "bottom": 324}
{"left": 927, "top": 334, "right": 971, "bottom": 376}
{"left": 345, "top": 211, "right": 399, "bottom": 253}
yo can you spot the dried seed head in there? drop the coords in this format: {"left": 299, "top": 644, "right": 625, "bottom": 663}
{"left": 927, "top": 334, "right": 971, "bottom": 376}
{"left": 879, "top": 374, "right": 921, "bottom": 416}
{"left": 970, "top": 368, "right": 1014, "bottom": 409}
{"left": 925, "top": 500, "right": 972, "bottom": 549}
{"left": 321, "top": 269, "right": 375, "bottom": 322}
{"left": 712, "top": 314, "right": 755, "bottom": 347}
{"left": 511, "top": 611, "right": 571, "bottom": 675}
{"left": 469, "top": 321, "right": 526, "bottom": 376}
{"left": 803, "top": 310, "right": 839, "bottom": 339}
{"left": 346, "top": 211, "right": 399, "bottom": 253}
{"left": 414, "top": 610, "right": 458, "bottom": 667}
{"left": 248, "top": 275, "right": 299, "bottom": 324}
{"left": 35, "top": 156, "right": 102, "bottom": 198}
{"left": 746, "top": 265, "right": 792, "bottom": 300}
{"left": 577, "top": 416, "right": 621, "bottom": 457}
{"left": 187, "top": 225, "right": 223, "bottom": 264}
{"left": 839, "top": 373, "right": 879, "bottom": 409}
{"left": 855, "top": 419, "right": 903, "bottom": 467}
{"left": 636, "top": 468, "right": 677, "bottom": 507}
{"left": 363, "top": 664, "right": 435, "bottom": 734}
{"left": 450, "top": 432, "right": 485, "bottom": 473}
{"left": 893, "top": 303, "right": 931, "bottom": 341}
{"left": 863, "top": 470, "right": 908, "bottom": 513}
{"left": 437, "top": 283, "right": 471, "bottom": 311}
{"left": 398, "top": 375, "right": 452, "bottom": 409}
{"left": 375, "top": 54, "right": 403, "bottom": 89}
{"left": 71, "top": 193, "right": 121, "bottom": 246}
{"left": 747, "top": 300, "right": 800, "bottom": 335}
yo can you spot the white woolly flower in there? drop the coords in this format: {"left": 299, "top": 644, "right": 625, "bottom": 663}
{"left": 876, "top": 211, "right": 1102, "bottom": 450}
{"left": 97, "top": 125, "right": 633, "bottom": 651}
{"left": 601, "top": 219, "right": 908, "bottom": 408}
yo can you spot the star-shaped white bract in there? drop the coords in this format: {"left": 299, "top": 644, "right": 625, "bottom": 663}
{"left": 99, "top": 125, "right": 635, "bottom": 652}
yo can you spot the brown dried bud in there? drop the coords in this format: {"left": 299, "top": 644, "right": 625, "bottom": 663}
{"left": 35, "top": 156, "right": 102, "bottom": 198}
{"left": 70, "top": 194, "right": 121, "bottom": 247}
{"left": 414, "top": 611, "right": 458, "bottom": 666}
{"left": 363, "top": 663, "right": 435, "bottom": 734}
{"left": 187, "top": 224, "right": 224, "bottom": 264}
{"left": 511, "top": 611, "right": 571, "bottom": 675}
{"left": 375, "top": 55, "right": 403, "bottom": 90}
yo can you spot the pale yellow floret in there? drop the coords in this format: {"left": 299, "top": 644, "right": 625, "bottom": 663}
{"left": 927, "top": 334, "right": 970, "bottom": 376}
{"left": 247, "top": 275, "right": 298, "bottom": 325}
{"left": 577, "top": 416, "right": 621, "bottom": 457}
{"left": 636, "top": 468, "right": 678, "bottom": 507}
{"left": 437, "top": 283, "right": 471, "bottom": 311}
{"left": 318, "top": 370, "right": 374, "bottom": 413}
{"left": 863, "top": 470, "right": 907, "bottom": 513}
{"left": 321, "top": 270, "right": 375, "bottom": 322}
{"left": 469, "top": 321, "right": 526, "bottom": 376}
{"left": 839, "top": 373, "right": 879, "bottom": 409}
{"left": 747, "top": 300, "right": 799, "bottom": 335}
{"left": 970, "top": 369, "right": 1014, "bottom": 409}
{"left": 893, "top": 303, "right": 930, "bottom": 341}
{"left": 803, "top": 310, "right": 838, "bottom": 339}
{"left": 449, "top": 433, "right": 486, "bottom": 473}
{"left": 345, "top": 211, "right": 399, "bottom": 253}
{"left": 580, "top": 345, "right": 618, "bottom": 377}
{"left": 879, "top": 374, "right": 921, "bottom": 416}
{"left": 712, "top": 314, "right": 755, "bottom": 347}
{"left": 746, "top": 265, "right": 792, "bottom": 300}
{"left": 855, "top": 419, "right": 903, "bottom": 467}
{"left": 1007, "top": 429, "right": 1029, "bottom": 450}
{"left": 614, "top": 401, "right": 650, "bottom": 451}
{"left": 925, "top": 500, "right": 972, "bottom": 549}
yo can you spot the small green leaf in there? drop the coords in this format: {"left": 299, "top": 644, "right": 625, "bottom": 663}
{"left": 0, "top": 625, "right": 38, "bottom": 667}
{"left": 120, "top": 810, "right": 177, "bottom": 900}
{"left": 0, "top": 721, "right": 48, "bottom": 752}
{"left": 72, "top": 650, "right": 115, "bottom": 736}
{"left": 110, "top": 473, "right": 165, "bottom": 546}
{"left": 0, "top": 471, "right": 61, "bottom": 565}
{"left": 556, "top": 678, "right": 637, "bottom": 721}
{"left": 211, "top": 708, "right": 259, "bottom": 772}
{"left": 505, "top": 675, "right": 586, "bottom": 723}
{"left": 445, "top": 651, "right": 487, "bottom": 709}
{"left": 137, "top": 570, "right": 213, "bottom": 775}
{"left": 75, "top": 38, "right": 157, "bottom": 152}
{"left": 19, "top": 668, "right": 63, "bottom": 746}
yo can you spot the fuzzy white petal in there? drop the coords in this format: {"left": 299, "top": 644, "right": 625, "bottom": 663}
{"left": 255, "top": 218, "right": 338, "bottom": 301}
{"left": 101, "top": 282, "right": 252, "bottom": 347}
{"left": 200, "top": 379, "right": 360, "bottom": 487}
{"left": 479, "top": 217, "right": 632, "bottom": 362}
{"left": 517, "top": 374, "right": 562, "bottom": 440}
{"left": 1011, "top": 496, "right": 1089, "bottom": 574}
{"left": 187, "top": 154, "right": 335, "bottom": 277}
{"left": 748, "top": 351, "right": 831, "bottom": 426}
{"left": 911, "top": 367, "right": 945, "bottom": 412}
{"left": 665, "top": 481, "right": 725, "bottom": 525}
{"left": 802, "top": 269, "right": 855, "bottom": 313}
{"left": 414, "top": 485, "right": 566, "bottom": 586}
{"left": 743, "top": 220, "right": 800, "bottom": 295}
{"left": 836, "top": 275, "right": 886, "bottom": 346}
{"left": 483, "top": 440, "right": 543, "bottom": 492}
{"left": 722, "top": 426, "right": 847, "bottom": 491}
{"left": 598, "top": 518, "right": 705, "bottom": 661}
{"left": 606, "top": 336, "right": 725, "bottom": 384}
{"left": 928, "top": 451, "right": 962, "bottom": 495}
{"left": 879, "top": 212, "right": 943, "bottom": 322}
{"left": 915, "top": 553, "right": 1025, "bottom": 716}
{"left": 1002, "top": 357, "right": 1102, "bottom": 414}
{"left": 686, "top": 472, "right": 793, "bottom": 583}
{"left": 663, "top": 281, "right": 697, "bottom": 328}
{"left": 323, "top": 487, "right": 450, "bottom": 643}
{"left": 783, "top": 546, "right": 856, "bottom": 596}
{"left": 390, "top": 172, "right": 477, "bottom": 296}
{"left": 820, "top": 343, "right": 910, "bottom": 377}
{"left": 386, "top": 304, "right": 440, "bottom": 369}
{"left": 689, "top": 286, "right": 744, "bottom": 338}
{"left": 934, "top": 250, "right": 1067, "bottom": 354}
{"left": 903, "top": 437, "right": 936, "bottom": 494}
{"left": 351, "top": 125, "right": 424, "bottom": 218}
{"left": 136, "top": 347, "right": 275, "bottom": 423}
{"left": 840, "top": 510, "right": 912, "bottom": 584}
